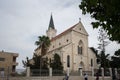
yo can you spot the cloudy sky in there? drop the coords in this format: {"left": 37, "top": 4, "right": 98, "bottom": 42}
{"left": 0, "top": 0, "right": 120, "bottom": 69}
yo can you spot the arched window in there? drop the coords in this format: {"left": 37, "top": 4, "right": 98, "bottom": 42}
{"left": 78, "top": 46, "right": 82, "bottom": 54}
{"left": 67, "top": 55, "right": 70, "bottom": 67}
{"left": 91, "top": 59, "right": 93, "bottom": 67}
{"left": 78, "top": 40, "right": 83, "bottom": 54}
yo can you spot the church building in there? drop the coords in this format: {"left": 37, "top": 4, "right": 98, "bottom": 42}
{"left": 35, "top": 15, "right": 97, "bottom": 72}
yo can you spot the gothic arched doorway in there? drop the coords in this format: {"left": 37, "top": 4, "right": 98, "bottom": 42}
{"left": 79, "top": 61, "right": 85, "bottom": 70}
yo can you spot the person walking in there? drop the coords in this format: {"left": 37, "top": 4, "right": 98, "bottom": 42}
{"left": 63, "top": 74, "right": 69, "bottom": 80}
{"left": 84, "top": 73, "right": 88, "bottom": 80}
{"left": 96, "top": 73, "right": 99, "bottom": 80}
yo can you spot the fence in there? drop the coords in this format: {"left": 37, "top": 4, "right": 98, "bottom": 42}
{"left": 30, "top": 69, "right": 49, "bottom": 76}
{"left": 52, "top": 70, "right": 64, "bottom": 76}
{"left": 0, "top": 67, "right": 120, "bottom": 80}
{"left": 24, "top": 67, "right": 119, "bottom": 77}
{"left": 30, "top": 69, "right": 65, "bottom": 76}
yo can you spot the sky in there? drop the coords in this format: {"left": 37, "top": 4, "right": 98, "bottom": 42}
{"left": 0, "top": 0, "right": 120, "bottom": 69}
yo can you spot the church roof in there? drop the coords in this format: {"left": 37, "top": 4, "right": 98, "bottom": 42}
{"left": 51, "top": 21, "right": 88, "bottom": 41}
{"left": 51, "top": 23, "right": 79, "bottom": 41}
{"left": 48, "top": 14, "right": 55, "bottom": 29}
{"left": 89, "top": 47, "right": 98, "bottom": 57}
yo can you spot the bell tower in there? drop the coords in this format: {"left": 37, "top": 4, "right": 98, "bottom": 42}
{"left": 46, "top": 14, "right": 57, "bottom": 39}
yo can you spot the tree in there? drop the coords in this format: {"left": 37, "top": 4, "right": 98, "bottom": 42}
{"left": 97, "top": 28, "right": 110, "bottom": 68}
{"left": 114, "top": 49, "right": 120, "bottom": 57}
{"left": 110, "top": 49, "right": 120, "bottom": 68}
{"left": 35, "top": 35, "right": 51, "bottom": 56}
{"left": 79, "top": 0, "right": 120, "bottom": 42}
{"left": 22, "top": 54, "right": 41, "bottom": 69}
{"left": 32, "top": 53, "right": 41, "bottom": 69}
{"left": 41, "top": 57, "right": 49, "bottom": 70}
{"left": 97, "top": 52, "right": 110, "bottom": 68}
{"left": 50, "top": 53, "right": 63, "bottom": 70}
{"left": 98, "top": 28, "right": 110, "bottom": 52}
{"left": 22, "top": 57, "right": 33, "bottom": 68}
{"left": 22, "top": 53, "right": 49, "bottom": 70}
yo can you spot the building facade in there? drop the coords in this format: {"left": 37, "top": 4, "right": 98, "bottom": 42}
{"left": 0, "top": 51, "right": 18, "bottom": 75}
{"left": 35, "top": 15, "right": 97, "bottom": 72}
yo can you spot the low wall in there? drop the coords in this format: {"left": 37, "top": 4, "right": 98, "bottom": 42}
{"left": 7, "top": 76, "right": 112, "bottom": 80}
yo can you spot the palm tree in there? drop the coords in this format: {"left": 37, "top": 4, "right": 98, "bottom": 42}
{"left": 35, "top": 35, "right": 51, "bottom": 56}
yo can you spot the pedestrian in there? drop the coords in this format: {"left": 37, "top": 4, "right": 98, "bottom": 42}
{"left": 84, "top": 73, "right": 88, "bottom": 80}
{"left": 112, "top": 74, "right": 116, "bottom": 80}
{"left": 63, "top": 73, "right": 69, "bottom": 80}
{"left": 96, "top": 73, "right": 99, "bottom": 80}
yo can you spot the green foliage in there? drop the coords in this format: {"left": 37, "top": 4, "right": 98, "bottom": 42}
{"left": 32, "top": 54, "right": 49, "bottom": 70}
{"left": 98, "top": 51, "right": 110, "bottom": 68}
{"left": 114, "top": 49, "right": 120, "bottom": 57}
{"left": 22, "top": 35, "right": 50, "bottom": 70}
{"left": 22, "top": 53, "right": 49, "bottom": 70}
{"left": 110, "top": 49, "right": 120, "bottom": 68}
{"left": 50, "top": 53, "right": 63, "bottom": 70}
{"left": 32, "top": 54, "right": 41, "bottom": 69}
{"left": 96, "top": 51, "right": 110, "bottom": 68}
{"left": 41, "top": 57, "right": 49, "bottom": 70}
{"left": 79, "top": 0, "right": 120, "bottom": 42}
{"left": 22, "top": 57, "right": 33, "bottom": 68}
{"left": 35, "top": 35, "right": 51, "bottom": 56}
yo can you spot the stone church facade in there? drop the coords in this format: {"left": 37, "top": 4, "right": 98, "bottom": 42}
{"left": 35, "top": 15, "right": 97, "bottom": 72}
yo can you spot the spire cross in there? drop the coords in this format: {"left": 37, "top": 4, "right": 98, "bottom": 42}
{"left": 79, "top": 18, "right": 81, "bottom": 22}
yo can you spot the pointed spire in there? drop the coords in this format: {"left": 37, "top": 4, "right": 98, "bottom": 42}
{"left": 48, "top": 14, "right": 55, "bottom": 29}
{"left": 79, "top": 17, "right": 81, "bottom": 22}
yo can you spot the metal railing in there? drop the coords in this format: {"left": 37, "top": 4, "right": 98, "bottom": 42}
{"left": 30, "top": 69, "right": 49, "bottom": 76}
{"left": 52, "top": 70, "right": 64, "bottom": 76}
{"left": 1, "top": 68, "right": 119, "bottom": 80}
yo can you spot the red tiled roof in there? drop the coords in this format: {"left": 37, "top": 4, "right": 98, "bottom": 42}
{"left": 51, "top": 23, "right": 79, "bottom": 41}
